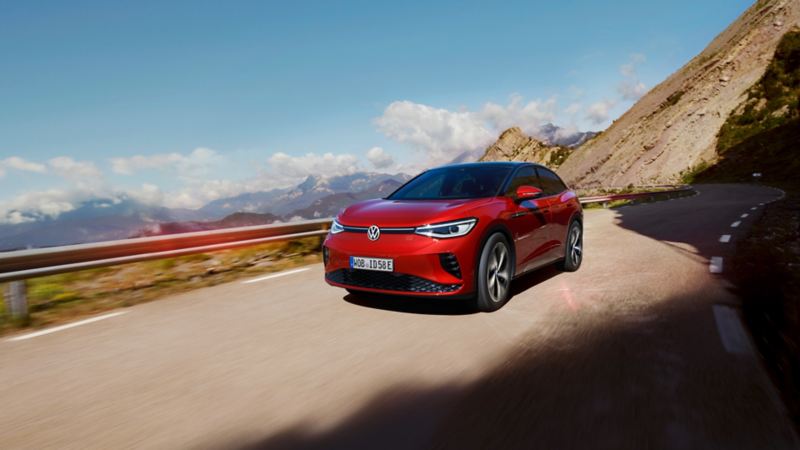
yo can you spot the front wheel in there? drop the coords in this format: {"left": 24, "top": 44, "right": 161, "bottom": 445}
{"left": 475, "top": 233, "right": 513, "bottom": 312}
{"left": 558, "top": 220, "right": 583, "bottom": 272}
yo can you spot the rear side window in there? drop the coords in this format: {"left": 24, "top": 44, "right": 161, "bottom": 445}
{"left": 536, "top": 167, "right": 568, "bottom": 196}
{"left": 505, "top": 166, "right": 539, "bottom": 196}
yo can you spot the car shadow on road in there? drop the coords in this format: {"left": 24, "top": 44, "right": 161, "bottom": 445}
{"left": 214, "top": 285, "right": 795, "bottom": 450}
{"left": 343, "top": 292, "right": 476, "bottom": 315}
{"left": 341, "top": 265, "right": 562, "bottom": 316}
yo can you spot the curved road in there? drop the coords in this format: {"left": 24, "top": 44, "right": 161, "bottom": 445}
{"left": 0, "top": 184, "right": 795, "bottom": 449}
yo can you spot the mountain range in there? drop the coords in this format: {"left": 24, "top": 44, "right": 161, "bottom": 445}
{"left": 0, "top": 172, "right": 410, "bottom": 251}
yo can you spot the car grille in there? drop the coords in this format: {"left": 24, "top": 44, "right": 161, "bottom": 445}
{"left": 326, "top": 269, "right": 461, "bottom": 293}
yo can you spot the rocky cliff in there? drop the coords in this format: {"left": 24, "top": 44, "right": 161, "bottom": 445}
{"left": 480, "top": 127, "right": 571, "bottom": 167}
{"left": 557, "top": 0, "right": 800, "bottom": 188}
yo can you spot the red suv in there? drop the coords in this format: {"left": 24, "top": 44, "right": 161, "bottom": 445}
{"left": 323, "top": 162, "right": 582, "bottom": 311}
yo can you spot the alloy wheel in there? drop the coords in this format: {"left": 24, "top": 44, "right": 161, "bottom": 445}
{"left": 487, "top": 241, "right": 511, "bottom": 303}
{"left": 569, "top": 225, "right": 582, "bottom": 265}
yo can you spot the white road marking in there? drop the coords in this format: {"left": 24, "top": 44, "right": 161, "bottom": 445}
{"left": 709, "top": 257, "right": 724, "bottom": 274}
{"left": 6, "top": 311, "right": 127, "bottom": 342}
{"left": 713, "top": 305, "right": 754, "bottom": 356}
{"left": 719, "top": 234, "right": 731, "bottom": 243}
{"left": 740, "top": 213, "right": 749, "bottom": 218}
{"left": 242, "top": 267, "right": 310, "bottom": 284}
{"left": 731, "top": 221, "right": 741, "bottom": 228}
{"left": 751, "top": 207, "right": 758, "bottom": 211}
{"left": 759, "top": 203, "right": 764, "bottom": 206}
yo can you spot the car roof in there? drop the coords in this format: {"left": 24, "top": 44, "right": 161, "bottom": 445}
{"left": 430, "top": 161, "right": 542, "bottom": 170}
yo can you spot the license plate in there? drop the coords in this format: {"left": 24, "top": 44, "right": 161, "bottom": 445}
{"left": 350, "top": 256, "right": 394, "bottom": 272}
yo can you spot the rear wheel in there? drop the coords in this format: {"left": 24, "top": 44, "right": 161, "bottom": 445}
{"left": 475, "top": 233, "right": 513, "bottom": 312}
{"left": 558, "top": 220, "right": 583, "bottom": 272}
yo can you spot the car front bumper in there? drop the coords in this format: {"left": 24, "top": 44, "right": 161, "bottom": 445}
{"left": 323, "top": 231, "right": 478, "bottom": 297}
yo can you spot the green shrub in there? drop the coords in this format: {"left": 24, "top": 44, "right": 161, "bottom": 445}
{"left": 717, "top": 31, "right": 800, "bottom": 153}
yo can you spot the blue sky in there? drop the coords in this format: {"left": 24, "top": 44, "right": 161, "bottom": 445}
{"left": 0, "top": 0, "right": 753, "bottom": 220}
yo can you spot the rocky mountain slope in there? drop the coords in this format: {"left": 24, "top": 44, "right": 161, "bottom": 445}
{"left": 694, "top": 28, "right": 800, "bottom": 184}
{"left": 557, "top": 0, "right": 800, "bottom": 188}
{"left": 479, "top": 127, "right": 572, "bottom": 167}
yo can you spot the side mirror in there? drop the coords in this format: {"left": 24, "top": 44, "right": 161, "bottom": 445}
{"left": 515, "top": 185, "right": 543, "bottom": 202}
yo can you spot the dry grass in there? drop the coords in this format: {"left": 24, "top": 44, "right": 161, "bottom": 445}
{"left": 0, "top": 237, "right": 323, "bottom": 335}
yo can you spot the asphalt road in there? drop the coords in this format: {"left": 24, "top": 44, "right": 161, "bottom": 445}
{"left": 0, "top": 184, "right": 795, "bottom": 450}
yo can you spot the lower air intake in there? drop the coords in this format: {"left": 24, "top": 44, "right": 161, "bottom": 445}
{"left": 439, "top": 253, "right": 462, "bottom": 279}
{"left": 326, "top": 269, "right": 461, "bottom": 293}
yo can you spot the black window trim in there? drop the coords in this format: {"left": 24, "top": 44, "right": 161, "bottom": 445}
{"left": 535, "top": 166, "right": 569, "bottom": 197}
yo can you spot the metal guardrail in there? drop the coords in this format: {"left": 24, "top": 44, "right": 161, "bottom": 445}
{"left": 0, "top": 219, "right": 331, "bottom": 283}
{"left": 578, "top": 185, "right": 693, "bottom": 205}
{"left": 0, "top": 186, "right": 694, "bottom": 284}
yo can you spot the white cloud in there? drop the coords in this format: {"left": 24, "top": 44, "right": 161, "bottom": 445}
{"left": 565, "top": 102, "right": 583, "bottom": 116}
{"left": 163, "top": 179, "right": 254, "bottom": 209}
{"left": 375, "top": 100, "right": 494, "bottom": 165}
{"left": 0, "top": 188, "right": 85, "bottom": 224}
{"left": 586, "top": 101, "right": 616, "bottom": 125}
{"left": 617, "top": 53, "right": 648, "bottom": 101}
{"left": 553, "top": 124, "right": 581, "bottom": 142}
{"left": 268, "top": 152, "right": 360, "bottom": 179}
{"left": 2, "top": 156, "right": 47, "bottom": 174}
{"left": 375, "top": 96, "right": 560, "bottom": 166}
{"left": 365, "top": 146, "right": 394, "bottom": 169}
{"left": 48, "top": 157, "right": 102, "bottom": 180}
{"left": 618, "top": 80, "right": 648, "bottom": 101}
{"left": 158, "top": 151, "right": 366, "bottom": 209}
{"left": 110, "top": 147, "right": 221, "bottom": 178}
{"left": 5, "top": 210, "right": 33, "bottom": 225}
{"left": 127, "top": 183, "right": 164, "bottom": 206}
{"left": 480, "top": 95, "right": 557, "bottom": 135}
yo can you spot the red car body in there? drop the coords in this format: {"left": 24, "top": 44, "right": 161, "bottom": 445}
{"left": 323, "top": 162, "right": 582, "bottom": 302}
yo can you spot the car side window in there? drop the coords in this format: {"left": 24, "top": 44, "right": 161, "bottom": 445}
{"left": 505, "top": 167, "right": 539, "bottom": 196}
{"left": 536, "top": 167, "right": 568, "bottom": 196}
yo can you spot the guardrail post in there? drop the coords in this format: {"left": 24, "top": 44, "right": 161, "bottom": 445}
{"left": 4, "top": 280, "right": 28, "bottom": 323}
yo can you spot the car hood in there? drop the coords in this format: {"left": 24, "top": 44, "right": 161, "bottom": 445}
{"left": 338, "top": 198, "right": 494, "bottom": 227}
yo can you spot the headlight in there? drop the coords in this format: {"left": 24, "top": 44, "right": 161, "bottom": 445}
{"left": 330, "top": 218, "right": 345, "bottom": 234}
{"left": 415, "top": 218, "right": 477, "bottom": 239}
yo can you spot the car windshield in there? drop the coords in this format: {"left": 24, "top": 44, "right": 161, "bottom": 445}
{"left": 387, "top": 165, "right": 513, "bottom": 200}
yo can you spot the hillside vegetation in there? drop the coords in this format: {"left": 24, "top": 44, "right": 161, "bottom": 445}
{"left": 695, "top": 29, "right": 800, "bottom": 184}
{"left": 717, "top": 29, "right": 800, "bottom": 153}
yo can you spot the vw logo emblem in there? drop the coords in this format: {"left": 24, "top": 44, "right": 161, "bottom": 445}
{"left": 367, "top": 225, "right": 380, "bottom": 241}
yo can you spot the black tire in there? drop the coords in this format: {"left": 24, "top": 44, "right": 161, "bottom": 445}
{"left": 475, "top": 233, "right": 513, "bottom": 312}
{"left": 557, "top": 220, "right": 583, "bottom": 272}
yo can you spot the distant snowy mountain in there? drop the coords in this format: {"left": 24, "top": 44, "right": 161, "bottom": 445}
{"left": 0, "top": 171, "right": 410, "bottom": 251}
{"left": 535, "top": 123, "right": 598, "bottom": 148}
{"left": 285, "top": 178, "right": 405, "bottom": 220}
{"left": 198, "top": 172, "right": 407, "bottom": 219}
{"left": 0, "top": 196, "right": 197, "bottom": 251}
